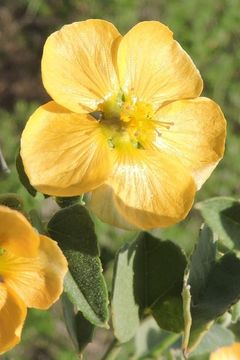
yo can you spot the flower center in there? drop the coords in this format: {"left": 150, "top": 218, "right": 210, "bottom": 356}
{"left": 97, "top": 92, "right": 161, "bottom": 150}
{"left": 0, "top": 247, "right": 39, "bottom": 284}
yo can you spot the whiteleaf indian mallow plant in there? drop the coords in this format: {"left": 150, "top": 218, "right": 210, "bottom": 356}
{"left": 1, "top": 19, "right": 240, "bottom": 359}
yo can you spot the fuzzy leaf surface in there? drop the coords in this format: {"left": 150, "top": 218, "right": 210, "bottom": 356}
{"left": 48, "top": 204, "right": 109, "bottom": 327}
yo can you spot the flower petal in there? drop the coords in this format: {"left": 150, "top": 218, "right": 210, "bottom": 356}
{"left": 42, "top": 19, "right": 121, "bottom": 113}
{"left": 210, "top": 343, "right": 240, "bottom": 360}
{"left": 0, "top": 285, "right": 27, "bottom": 355}
{"left": 4, "top": 235, "right": 68, "bottom": 309}
{"left": 117, "top": 21, "right": 203, "bottom": 109}
{"left": 0, "top": 206, "right": 39, "bottom": 257}
{"left": 21, "top": 101, "right": 112, "bottom": 196}
{"left": 155, "top": 97, "right": 226, "bottom": 189}
{"left": 89, "top": 189, "right": 138, "bottom": 231}
{"left": 0, "top": 284, "right": 7, "bottom": 309}
{"left": 89, "top": 147, "right": 196, "bottom": 230}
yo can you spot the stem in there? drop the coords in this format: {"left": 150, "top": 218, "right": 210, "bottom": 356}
{"left": 0, "top": 148, "right": 9, "bottom": 176}
{"left": 151, "top": 333, "right": 180, "bottom": 358}
{"left": 137, "top": 332, "right": 180, "bottom": 360}
{"left": 80, "top": 194, "right": 86, "bottom": 206}
{"left": 101, "top": 338, "right": 120, "bottom": 360}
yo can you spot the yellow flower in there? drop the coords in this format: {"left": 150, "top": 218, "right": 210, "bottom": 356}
{"left": 0, "top": 205, "right": 68, "bottom": 354}
{"left": 20, "top": 20, "right": 226, "bottom": 230}
{"left": 210, "top": 343, "right": 240, "bottom": 360}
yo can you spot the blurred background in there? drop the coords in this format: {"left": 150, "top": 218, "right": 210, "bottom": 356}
{"left": 0, "top": 0, "right": 240, "bottom": 359}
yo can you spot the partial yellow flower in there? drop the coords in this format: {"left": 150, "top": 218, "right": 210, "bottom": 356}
{"left": 210, "top": 343, "right": 240, "bottom": 360}
{"left": 20, "top": 19, "right": 226, "bottom": 230}
{"left": 0, "top": 205, "right": 68, "bottom": 354}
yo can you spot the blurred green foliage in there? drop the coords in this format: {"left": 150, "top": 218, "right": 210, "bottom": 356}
{"left": 0, "top": 0, "right": 240, "bottom": 359}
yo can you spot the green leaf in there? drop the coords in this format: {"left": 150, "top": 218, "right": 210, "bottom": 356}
{"left": 183, "top": 225, "right": 240, "bottom": 354}
{"left": 112, "top": 233, "right": 187, "bottom": 342}
{"left": 62, "top": 293, "right": 94, "bottom": 353}
{"left": 137, "top": 233, "right": 187, "bottom": 310}
{"left": 196, "top": 197, "right": 240, "bottom": 250}
{"left": 0, "top": 193, "right": 23, "bottom": 211}
{"left": 190, "top": 324, "right": 235, "bottom": 357}
{"left": 188, "top": 225, "right": 217, "bottom": 303}
{"left": 16, "top": 151, "right": 37, "bottom": 197}
{"left": 152, "top": 296, "right": 184, "bottom": 334}
{"left": 111, "top": 243, "right": 140, "bottom": 343}
{"left": 47, "top": 204, "right": 109, "bottom": 327}
{"left": 191, "top": 253, "right": 240, "bottom": 328}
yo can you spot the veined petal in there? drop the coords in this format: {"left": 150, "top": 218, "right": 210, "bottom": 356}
{"left": 210, "top": 343, "right": 240, "bottom": 360}
{"left": 89, "top": 189, "right": 138, "bottom": 231}
{"left": 2, "top": 235, "right": 68, "bottom": 309}
{"left": 89, "top": 147, "right": 196, "bottom": 230}
{"left": 0, "top": 285, "right": 7, "bottom": 311}
{"left": 0, "top": 206, "right": 39, "bottom": 257}
{"left": 42, "top": 19, "right": 121, "bottom": 113}
{"left": 0, "top": 285, "right": 27, "bottom": 355}
{"left": 117, "top": 21, "right": 203, "bottom": 109}
{"left": 21, "top": 102, "right": 112, "bottom": 196}
{"left": 155, "top": 97, "right": 226, "bottom": 189}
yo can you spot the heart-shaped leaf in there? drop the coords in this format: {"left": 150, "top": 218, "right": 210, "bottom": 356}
{"left": 183, "top": 225, "right": 240, "bottom": 355}
{"left": 112, "top": 233, "right": 187, "bottom": 342}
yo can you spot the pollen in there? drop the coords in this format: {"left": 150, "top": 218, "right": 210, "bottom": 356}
{"left": 99, "top": 92, "right": 165, "bottom": 149}
{"left": 0, "top": 247, "right": 6, "bottom": 255}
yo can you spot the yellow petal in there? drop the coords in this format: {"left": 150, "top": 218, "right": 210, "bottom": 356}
{"left": 155, "top": 97, "right": 226, "bottom": 189}
{"left": 3, "top": 235, "right": 68, "bottom": 309}
{"left": 89, "top": 188, "right": 138, "bottom": 231}
{"left": 21, "top": 101, "right": 112, "bottom": 196}
{"left": 117, "top": 21, "right": 203, "bottom": 109}
{"left": 0, "top": 284, "right": 27, "bottom": 355}
{"left": 42, "top": 19, "right": 121, "bottom": 113}
{"left": 0, "top": 284, "right": 7, "bottom": 311}
{"left": 0, "top": 206, "right": 39, "bottom": 257}
{"left": 89, "top": 147, "right": 196, "bottom": 230}
{"left": 210, "top": 343, "right": 240, "bottom": 360}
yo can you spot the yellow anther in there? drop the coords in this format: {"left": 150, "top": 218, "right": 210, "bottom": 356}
{"left": 99, "top": 91, "right": 173, "bottom": 150}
